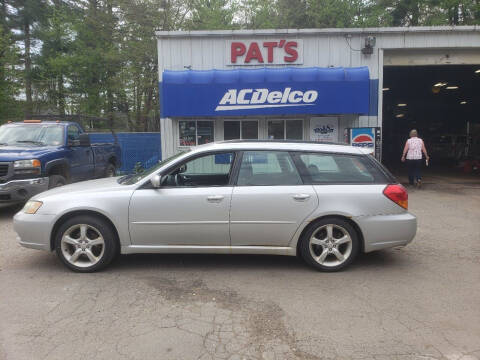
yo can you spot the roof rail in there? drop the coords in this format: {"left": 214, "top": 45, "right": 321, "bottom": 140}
{"left": 220, "top": 139, "right": 347, "bottom": 146}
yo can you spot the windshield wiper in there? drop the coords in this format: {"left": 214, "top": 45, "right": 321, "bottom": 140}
{"left": 118, "top": 174, "right": 135, "bottom": 184}
{"left": 15, "top": 140, "right": 46, "bottom": 146}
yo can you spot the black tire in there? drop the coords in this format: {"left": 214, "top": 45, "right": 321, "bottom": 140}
{"left": 105, "top": 163, "right": 116, "bottom": 177}
{"left": 54, "top": 215, "right": 119, "bottom": 273}
{"left": 48, "top": 175, "right": 67, "bottom": 189}
{"left": 299, "top": 217, "right": 360, "bottom": 272}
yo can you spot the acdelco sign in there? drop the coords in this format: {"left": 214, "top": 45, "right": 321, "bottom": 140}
{"left": 215, "top": 87, "right": 317, "bottom": 111}
{"left": 226, "top": 40, "right": 304, "bottom": 65}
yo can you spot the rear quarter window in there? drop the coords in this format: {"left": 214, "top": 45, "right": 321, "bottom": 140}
{"left": 293, "top": 152, "right": 389, "bottom": 184}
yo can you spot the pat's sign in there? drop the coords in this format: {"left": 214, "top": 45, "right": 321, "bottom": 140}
{"left": 227, "top": 40, "right": 304, "bottom": 65}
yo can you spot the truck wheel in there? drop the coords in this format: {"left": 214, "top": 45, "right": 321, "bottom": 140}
{"left": 54, "top": 215, "right": 118, "bottom": 272}
{"left": 48, "top": 175, "right": 67, "bottom": 189}
{"left": 105, "top": 163, "right": 116, "bottom": 177}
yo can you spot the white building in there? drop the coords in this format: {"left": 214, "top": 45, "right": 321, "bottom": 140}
{"left": 156, "top": 26, "right": 480, "bottom": 166}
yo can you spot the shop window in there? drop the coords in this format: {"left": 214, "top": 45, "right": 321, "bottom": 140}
{"left": 267, "top": 120, "right": 303, "bottom": 140}
{"left": 224, "top": 120, "right": 258, "bottom": 140}
{"left": 179, "top": 120, "right": 214, "bottom": 146}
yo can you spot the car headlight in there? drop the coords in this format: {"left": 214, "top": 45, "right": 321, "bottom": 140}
{"left": 14, "top": 159, "right": 41, "bottom": 169}
{"left": 23, "top": 200, "right": 43, "bottom": 214}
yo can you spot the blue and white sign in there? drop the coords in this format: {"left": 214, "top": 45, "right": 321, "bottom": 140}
{"left": 351, "top": 127, "right": 375, "bottom": 154}
{"left": 310, "top": 117, "right": 338, "bottom": 142}
{"left": 161, "top": 67, "right": 370, "bottom": 117}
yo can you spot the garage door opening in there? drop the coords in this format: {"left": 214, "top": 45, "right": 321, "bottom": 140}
{"left": 382, "top": 65, "right": 480, "bottom": 176}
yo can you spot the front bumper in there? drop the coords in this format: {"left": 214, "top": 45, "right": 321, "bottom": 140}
{"left": 13, "top": 211, "right": 56, "bottom": 251}
{"left": 0, "top": 177, "right": 49, "bottom": 205}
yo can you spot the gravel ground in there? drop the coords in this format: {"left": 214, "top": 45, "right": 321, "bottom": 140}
{"left": 1, "top": 182, "right": 479, "bottom": 360}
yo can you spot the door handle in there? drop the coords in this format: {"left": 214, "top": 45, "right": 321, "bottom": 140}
{"left": 207, "top": 195, "right": 224, "bottom": 203}
{"left": 293, "top": 194, "right": 311, "bottom": 201}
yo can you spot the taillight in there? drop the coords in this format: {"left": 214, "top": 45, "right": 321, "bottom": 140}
{"left": 383, "top": 184, "right": 408, "bottom": 209}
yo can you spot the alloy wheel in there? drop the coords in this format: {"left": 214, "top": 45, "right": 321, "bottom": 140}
{"left": 60, "top": 224, "right": 105, "bottom": 268}
{"left": 309, "top": 224, "right": 353, "bottom": 267}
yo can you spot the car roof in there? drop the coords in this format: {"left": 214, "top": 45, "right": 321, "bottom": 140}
{"left": 191, "top": 140, "right": 368, "bottom": 155}
{"left": 5, "top": 121, "right": 75, "bottom": 126}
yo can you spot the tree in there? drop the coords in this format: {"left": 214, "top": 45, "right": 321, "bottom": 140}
{"left": 239, "top": 0, "right": 278, "bottom": 28}
{"left": 7, "top": 0, "right": 47, "bottom": 119}
{"left": 0, "top": 26, "right": 21, "bottom": 122}
{"left": 186, "top": 0, "right": 237, "bottom": 30}
{"left": 34, "top": 0, "right": 77, "bottom": 117}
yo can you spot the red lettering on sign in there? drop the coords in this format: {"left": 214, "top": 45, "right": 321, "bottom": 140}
{"left": 231, "top": 42, "right": 246, "bottom": 63}
{"left": 245, "top": 42, "right": 264, "bottom": 63}
{"left": 284, "top": 41, "right": 298, "bottom": 62}
{"left": 263, "top": 42, "right": 277, "bottom": 63}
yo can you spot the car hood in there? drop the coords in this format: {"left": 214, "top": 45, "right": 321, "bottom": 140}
{"left": 35, "top": 177, "right": 128, "bottom": 200}
{"left": 0, "top": 146, "right": 61, "bottom": 161}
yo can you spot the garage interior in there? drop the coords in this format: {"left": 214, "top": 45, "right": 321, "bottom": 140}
{"left": 382, "top": 64, "right": 480, "bottom": 176}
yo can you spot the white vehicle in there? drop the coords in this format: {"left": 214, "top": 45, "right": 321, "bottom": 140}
{"left": 14, "top": 141, "right": 416, "bottom": 272}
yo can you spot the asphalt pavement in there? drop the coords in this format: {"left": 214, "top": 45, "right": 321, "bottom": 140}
{"left": 1, "top": 181, "right": 479, "bottom": 360}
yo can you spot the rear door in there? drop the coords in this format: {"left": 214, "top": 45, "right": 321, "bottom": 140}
{"left": 230, "top": 150, "right": 318, "bottom": 247}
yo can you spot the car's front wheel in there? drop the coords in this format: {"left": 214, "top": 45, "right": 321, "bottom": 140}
{"left": 54, "top": 215, "right": 118, "bottom": 272}
{"left": 299, "top": 217, "right": 360, "bottom": 272}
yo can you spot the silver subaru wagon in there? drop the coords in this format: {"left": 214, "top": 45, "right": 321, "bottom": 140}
{"left": 14, "top": 141, "right": 416, "bottom": 272}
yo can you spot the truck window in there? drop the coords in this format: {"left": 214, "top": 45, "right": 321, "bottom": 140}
{"left": 67, "top": 125, "right": 81, "bottom": 145}
{"left": 0, "top": 124, "right": 64, "bottom": 146}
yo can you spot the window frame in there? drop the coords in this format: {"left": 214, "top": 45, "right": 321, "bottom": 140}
{"left": 178, "top": 119, "right": 215, "bottom": 148}
{"left": 223, "top": 119, "right": 259, "bottom": 140}
{"left": 233, "top": 150, "right": 304, "bottom": 187}
{"left": 290, "top": 151, "right": 391, "bottom": 185}
{"left": 143, "top": 150, "right": 238, "bottom": 189}
{"left": 267, "top": 119, "right": 304, "bottom": 140}
{"left": 67, "top": 125, "right": 81, "bottom": 146}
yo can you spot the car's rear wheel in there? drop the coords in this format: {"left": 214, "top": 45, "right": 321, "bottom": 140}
{"left": 54, "top": 215, "right": 118, "bottom": 272}
{"left": 299, "top": 217, "right": 360, "bottom": 272}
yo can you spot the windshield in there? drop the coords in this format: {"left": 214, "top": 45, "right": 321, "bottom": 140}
{"left": 0, "top": 124, "right": 64, "bottom": 146}
{"left": 119, "top": 150, "right": 190, "bottom": 185}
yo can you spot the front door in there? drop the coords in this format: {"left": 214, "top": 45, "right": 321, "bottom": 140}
{"left": 129, "top": 152, "right": 235, "bottom": 246}
{"left": 230, "top": 151, "right": 318, "bottom": 247}
{"left": 66, "top": 125, "right": 94, "bottom": 181}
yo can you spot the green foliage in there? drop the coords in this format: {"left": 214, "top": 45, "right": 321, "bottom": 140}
{"left": 186, "top": 0, "right": 237, "bottom": 30}
{"left": 0, "top": 26, "right": 22, "bottom": 122}
{"left": 0, "top": 0, "right": 479, "bottom": 127}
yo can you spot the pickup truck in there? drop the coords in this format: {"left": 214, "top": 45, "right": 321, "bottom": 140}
{"left": 0, "top": 120, "right": 121, "bottom": 207}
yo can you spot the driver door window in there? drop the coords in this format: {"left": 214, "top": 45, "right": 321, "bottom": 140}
{"left": 163, "top": 152, "right": 234, "bottom": 187}
{"left": 67, "top": 125, "right": 81, "bottom": 146}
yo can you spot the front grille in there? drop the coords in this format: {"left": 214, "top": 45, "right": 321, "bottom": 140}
{"left": 0, "top": 163, "right": 9, "bottom": 177}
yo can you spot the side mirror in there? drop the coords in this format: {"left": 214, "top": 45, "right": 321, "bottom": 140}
{"left": 79, "top": 133, "right": 91, "bottom": 147}
{"left": 150, "top": 174, "right": 162, "bottom": 188}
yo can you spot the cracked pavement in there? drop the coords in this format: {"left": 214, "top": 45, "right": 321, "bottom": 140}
{"left": 1, "top": 182, "right": 479, "bottom": 360}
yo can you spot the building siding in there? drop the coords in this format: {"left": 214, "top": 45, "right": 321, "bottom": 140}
{"left": 157, "top": 26, "right": 480, "bottom": 159}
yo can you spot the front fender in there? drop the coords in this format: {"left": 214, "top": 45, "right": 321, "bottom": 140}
{"left": 44, "top": 158, "right": 70, "bottom": 177}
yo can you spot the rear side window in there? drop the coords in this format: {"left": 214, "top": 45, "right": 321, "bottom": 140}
{"left": 237, "top": 151, "right": 302, "bottom": 186}
{"left": 294, "top": 152, "right": 387, "bottom": 184}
